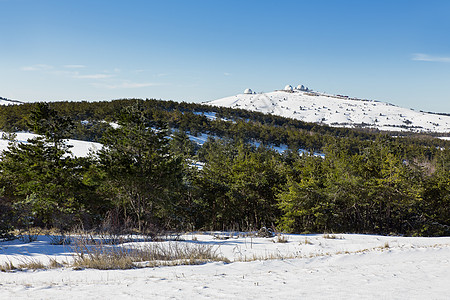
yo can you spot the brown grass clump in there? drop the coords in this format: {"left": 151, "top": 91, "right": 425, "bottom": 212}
{"left": 273, "top": 234, "right": 289, "bottom": 243}
{"left": 0, "top": 261, "right": 17, "bottom": 272}
{"left": 322, "top": 234, "right": 343, "bottom": 240}
{"left": 299, "top": 236, "right": 312, "bottom": 245}
{"left": 1, "top": 258, "right": 47, "bottom": 272}
{"left": 17, "top": 259, "right": 46, "bottom": 270}
{"left": 71, "top": 237, "right": 227, "bottom": 270}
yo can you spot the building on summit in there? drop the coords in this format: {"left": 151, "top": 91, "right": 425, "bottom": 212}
{"left": 284, "top": 85, "right": 293, "bottom": 91}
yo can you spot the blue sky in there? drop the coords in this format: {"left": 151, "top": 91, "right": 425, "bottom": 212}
{"left": 1, "top": 0, "right": 449, "bottom": 112}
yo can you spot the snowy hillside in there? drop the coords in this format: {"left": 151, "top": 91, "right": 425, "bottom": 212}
{"left": 0, "top": 97, "right": 23, "bottom": 105}
{"left": 0, "top": 132, "right": 102, "bottom": 158}
{"left": 208, "top": 88, "right": 450, "bottom": 133}
{"left": 1, "top": 233, "right": 449, "bottom": 299}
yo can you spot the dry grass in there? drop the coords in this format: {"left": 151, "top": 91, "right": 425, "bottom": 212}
{"left": 299, "top": 236, "right": 312, "bottom": 245}
{"left": 4, "top": 231, "right": 447, "bottom": 272}
{"left": 322, "top": 233, "right": 343, "bottom": 240}
{"left": 48, "top": 258, "right": 65, "bottom": 269}
{"left": 71, "top": 237, "right": 228, "bottom": 270}
{"left": 0, "top": 258, "right": 47, "bottom": 272}
{"left": 236, "top": 244, "right": 396, "bottom": 262}
{"left": 0, "top": 261, "right": 16, "bottom": 272}
{"left": 2, "top": 236, "right": 228, "bottom": 271}
{"left": 273, "top": 234, "right": 289, "bottom": 243}
{"left": 235, "top": 239, "right": 413, "bottom": 262}
{"left": 235, "top": 252, "right": 293, "bottom": 262}
{"left": 17, "top": 259, "right": 46, "bottom": 270}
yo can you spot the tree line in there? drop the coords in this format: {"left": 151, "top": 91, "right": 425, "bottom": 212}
{"left": 1, "top": 98, "right": 448, "bottom": 151}
{"left": 0, "top": 100, "right": 449, "bottom": 238}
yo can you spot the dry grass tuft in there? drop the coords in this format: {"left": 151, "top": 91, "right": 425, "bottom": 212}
{"left": 1, "top": 258, "right": 48, "bottom": 272}
{"left": 322, "top": 233, "right": 343, "bottom": 240}
{"left": 71, "top": 237, "right": 228, "bottom": 270}
{"left": 48, "top": 258, "right": 65, "bottom": 269}
{"left": 273, "top": 234, "right": 289, "bottom": 243}
{"left": 0, "top": 261, "right": 17, "bottom": 272}
{"left": 17, "top": 259, "right": 46, "bottom": 270}
{"left": 299, "top": 236, "right": 312, "bottom": 245}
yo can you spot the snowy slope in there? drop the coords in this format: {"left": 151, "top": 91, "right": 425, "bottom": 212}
{"left": 0, "top": 100, "right": 14, "bottom": 105}
{"left": 0, "top": 98, "right": 23, "bottom": 105}
{"left": 1, "top": 233, "right": 449, "bottom": 299}
{"left": 208, "top": 89, "right": 450, "bottom": 133}
{"left": 0, "top": 132, "right": 102, "bottom": 158}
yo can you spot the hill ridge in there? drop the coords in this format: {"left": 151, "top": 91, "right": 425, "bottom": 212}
{"left": 0, "top": 96, "right": 23, "bottom": 105}
{"left": 208, "top": 88, "right": 450, "bottom": 133}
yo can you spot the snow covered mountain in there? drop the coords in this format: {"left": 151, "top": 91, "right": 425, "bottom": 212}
{"left": 208, "top": 87, "right": 450, "bottom": 133}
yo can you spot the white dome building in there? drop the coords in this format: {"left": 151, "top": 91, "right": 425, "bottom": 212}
{"left": 284, "top": 85, "right": 293, "bottom": 91}
{"left": 297, "top": 84, "right": 306, "bottom": 91}
{"left": 244, "top": 88, "right": 253, "bottom": 94}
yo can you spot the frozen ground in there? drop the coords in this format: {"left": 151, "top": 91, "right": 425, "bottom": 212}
{"left": 1, "top": 233, "right": 449, "bottom": 299}
{"left": 208, "top": 89, "right": 450, "bottom": 133}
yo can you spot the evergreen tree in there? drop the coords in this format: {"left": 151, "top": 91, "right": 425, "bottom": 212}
{"left": 277, "top": 155, "right": 327, "bottom": 233}
{"left": 97, "top": 102, "right": 184, "bottom": 231}
{"left": 0, "top": 103, "right": 83, "bottom": 228}
{"left": 195, "top": 140, "right": 283, "bottom": 230}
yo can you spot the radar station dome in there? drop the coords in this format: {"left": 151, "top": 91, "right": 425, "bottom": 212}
{"left": 297, "top": 84, "right": 306, "bottom": 91}
{"left": 284, "top": 85, "right": 293, "bottom": 91}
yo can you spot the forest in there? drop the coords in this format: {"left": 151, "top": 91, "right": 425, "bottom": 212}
{"left": 0, "top": 99, "right": 449, "bottom": 238}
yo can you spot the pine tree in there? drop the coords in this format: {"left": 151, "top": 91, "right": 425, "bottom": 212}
{"left": 0, "top": 103, "right": 82, "bottom": 228}
{"left": 97, "top": 102, "right": 183, "bottom": 232}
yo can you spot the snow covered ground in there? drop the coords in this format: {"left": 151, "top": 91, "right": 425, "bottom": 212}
{"left": 1, "top": 233, "right": 449, "bottom": 299}
{"left": 208, "top": 89, "right": 450, "bottom": 133}
{"left": 0, "top": 99, "right": 22, "bottom": 106}
{"left": 0, "top": 132, "right": 102, "bottom": 158}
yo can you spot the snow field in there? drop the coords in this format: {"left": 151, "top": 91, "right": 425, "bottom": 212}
{"left": 0, "top": 132, "right": 102, "bottom": 158}
{"left": 0, "top": 233, "right": 449, "bottom": 299}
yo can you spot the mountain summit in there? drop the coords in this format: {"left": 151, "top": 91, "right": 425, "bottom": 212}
{"left": 208, "top": 86, "right": 450, "bottom": 133}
